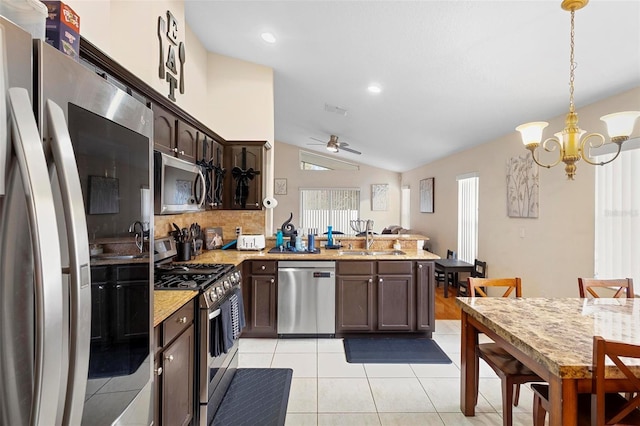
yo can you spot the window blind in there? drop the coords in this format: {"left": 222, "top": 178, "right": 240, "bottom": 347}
{"left": 299, "top": 188, "right": 360, "bottom": 234}
{"left": 594, "top": 149, "right": 639, "bottom": 284}
{"left": 457, "top": 174, "right": 479, "bottom": 263}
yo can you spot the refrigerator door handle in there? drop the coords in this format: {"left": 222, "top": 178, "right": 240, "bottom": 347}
{"left": 46, "top": 99, "right": 91, "bottom": 425}
{"left": 0, "top": 27, "right": 8, "bottom": 195}
{"left": 8, "top": 87, "right": 64, "bottom": 424}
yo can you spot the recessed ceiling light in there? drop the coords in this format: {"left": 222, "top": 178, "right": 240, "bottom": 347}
{"left": 367, "top": 85, "right": 382, "bottom": 94}
{"left": 261, "top": 32, "right": 276, "bottom": 43}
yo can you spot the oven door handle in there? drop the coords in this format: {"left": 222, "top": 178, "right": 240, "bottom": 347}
{"left": 209, "top": 308, "right": 221, "bottom": 319}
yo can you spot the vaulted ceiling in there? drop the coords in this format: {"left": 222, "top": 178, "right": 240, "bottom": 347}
{"left": 186, "top": 1, "right": 640, "bottom": 172}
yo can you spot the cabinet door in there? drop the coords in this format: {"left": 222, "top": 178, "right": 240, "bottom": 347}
{"left": 225, "top": 142, "right": 263, "bottom": 209}
{"left": 152, "top": 104, "right": 176, "bottom": 155}
{"left": 90, "top": 282, "right": 109, "bottom": 342}
{"left": 249, "top": 274, "right": 277, "bottom": 336}
{"left": 176, "top": 120, "right": 197, "bottom": 163}
{"left": 377, "top": 275, "right": 414, "bottom": 331}
{"left": 416, "top": 261, "right": 435, "bottom": 332}
{"left": 336, "top": 275, "right": 375, "bottom": 332}
{"left": 162, "top": 324, "right": 194, "bottom": 426}
{"left": 114, "top": 280, "right": 149, "bottom": 341}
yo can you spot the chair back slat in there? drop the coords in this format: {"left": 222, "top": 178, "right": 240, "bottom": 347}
{"left": 468, "top": 277, "right": 522, "bottom": 298}
{"left": 578, "top": 278, "right": 634, "bottom": 298}
{"left": 592, "top": 336, "right": 640, "bottom": 425}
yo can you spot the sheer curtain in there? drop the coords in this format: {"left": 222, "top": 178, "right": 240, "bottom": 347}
{"left": 594, "top": 149, "right": 640, "bottom": 283}
{"left": 457, "top": 173, "right": 479, "bottom": 263}
{"left": 300, "top": 188, "right": 360, "bottom": 234}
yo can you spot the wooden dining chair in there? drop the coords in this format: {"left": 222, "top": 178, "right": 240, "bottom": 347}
{"left": 578, "top": 278, "right": 635, "bottom": 298}
{"left": 456, "top": 259, "right": 487, "bottom": 297}
{"left": 468, "top": 277, "right": 543, "bottom": 426}
{"left": 435, "top": 249, "right": 456, "bottom": 288}
{"left": 531, "top": 335, "right": 640, "bottom": 426}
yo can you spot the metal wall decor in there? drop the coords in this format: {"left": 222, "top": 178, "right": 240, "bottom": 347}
{"left": 506, "top": 153, "right": 539, "bottom": 218}
{"left": 157, "top": 10, "right": 186, "bottom": 101}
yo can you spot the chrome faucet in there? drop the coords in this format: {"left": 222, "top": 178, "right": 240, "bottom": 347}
{"left": 129, "top": 221, "right": 144, "bottom": 253}
{"left": 365, "top": 219, "right": 374, "bottom": 250}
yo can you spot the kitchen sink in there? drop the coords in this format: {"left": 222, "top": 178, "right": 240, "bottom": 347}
{"left": 337, "top": 250, "right": 406, "bottom": 256}
{"left": 91, "top": 253, "right": 150, "bottom": 260}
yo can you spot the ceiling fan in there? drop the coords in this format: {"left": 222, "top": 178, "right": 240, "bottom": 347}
{"left": 308, "top": 135, "right": 362, "bottom": 155}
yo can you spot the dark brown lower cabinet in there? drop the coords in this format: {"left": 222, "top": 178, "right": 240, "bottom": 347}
{"left": 416, "top": 261, "right": 435, "bottom": 332}
{"left": 336, "top": 260, "right": 434, "bottom": 335}
{"left": 241, "top": 260, "right": 278, "bottom": 337}
{"left": 154, "top": 300, "right": 195, "bottom": 426}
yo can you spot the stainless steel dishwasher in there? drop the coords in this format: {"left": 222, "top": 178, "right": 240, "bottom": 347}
{"left": 277, "top": 261, "right": 336, "bottom": 336}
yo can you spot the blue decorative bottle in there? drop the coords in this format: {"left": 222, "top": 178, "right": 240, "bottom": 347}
{"left": 276, "top": 229, "right": 283, "bottom": 248}
{"left": 327, "top": 226, "right": 333, "bottom": 247}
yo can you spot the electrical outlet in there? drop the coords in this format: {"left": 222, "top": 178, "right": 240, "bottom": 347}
{"left": 236, "top": 227, "right": 242, "bottom": 236}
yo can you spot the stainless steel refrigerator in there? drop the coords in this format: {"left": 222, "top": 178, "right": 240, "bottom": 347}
{"left": 0, "top": 16, "right": 154, "bottom": 425}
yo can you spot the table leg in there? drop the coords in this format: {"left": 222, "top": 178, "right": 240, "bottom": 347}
{"left": 444, "top": 268, "right": 449, "bottom": 298}
{"left": 460, "top": 312, "right": 478, "bottom": 415}
{"left": 548, "top": 375, "right": 577, "bottom": 426}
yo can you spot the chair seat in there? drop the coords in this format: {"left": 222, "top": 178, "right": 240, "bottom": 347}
{"left": 478, "top": 343, "right": 541, "bottom": 380}
{"left": 532, "top": 383, "right": 640, "bottom": 425}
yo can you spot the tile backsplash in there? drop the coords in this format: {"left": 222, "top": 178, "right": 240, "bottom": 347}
{"left": 154, "top": 210, "right": 266, "bottom": 242}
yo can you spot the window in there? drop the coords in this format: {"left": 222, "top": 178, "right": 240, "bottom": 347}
{"left": 457, "top": 173, "right": 479, "bottom": 263}
{"left": 299, "top": 150, "right": 360, "bottom": 171}
{"left": 594, "top": 148, "right": 639, "bottom": 284}
{"left": 300, "top": 188, "right": 360, "bottom": 234}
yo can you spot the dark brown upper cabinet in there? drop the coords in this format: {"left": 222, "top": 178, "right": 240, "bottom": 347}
{"left": 224, "top": 141, "right": 266, "bottom": 210}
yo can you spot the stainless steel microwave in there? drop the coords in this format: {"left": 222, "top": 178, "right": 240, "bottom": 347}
{"left": 154, "top": 151, "right": 206, "bottom": 214}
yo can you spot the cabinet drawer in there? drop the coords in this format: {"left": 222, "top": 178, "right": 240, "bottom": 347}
{"left": 337, "top": 261, "right": 375, "bottom": 276}
{"left": 163, "top": 301, "right": 194, "bottom": 345}
{"left": 378, "top": 261, "right": 413, "bottom": 275}
{"left": 251, "top": 260, "right": 276, "bottom": 275}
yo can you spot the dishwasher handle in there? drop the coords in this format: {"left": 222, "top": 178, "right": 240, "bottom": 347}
{"left": 278, "top": 267, "right": 334, "bottom": 277}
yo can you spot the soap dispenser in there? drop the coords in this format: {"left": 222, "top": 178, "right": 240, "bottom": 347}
{"left": 327, "top": 226, "right": 333, "bottom": 247}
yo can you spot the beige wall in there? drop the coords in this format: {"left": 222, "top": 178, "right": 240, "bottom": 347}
{"left": 272, "top": 141, "right": 402, "bottom": 236}
{"left": 67, "top": 0, "right": 276, "bottom": 234}
{"left": 402, "top": 87, "right": 640, "bottom": 297}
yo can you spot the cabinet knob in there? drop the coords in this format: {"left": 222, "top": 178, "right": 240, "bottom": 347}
{"left": 178, "top": 316, "right": 187, "bottom": 324}
{"left": 418, "top": 264, "right": 423, "bottom": 269}
{"left": 270, "top": 278, "right": 275, "bottom": 284}
{"left": 379, "top": 278, "right": 383, "bottom": 283}
{"left": 164, "top": 354, "right": 174, "bottom": 362}
{"left": 255, "top": 203, "right": 259, "bottom": 207}
{"left": 172, "top": 147, "right": 178, "bottom": 153}
{"left": 180, "top": 150, "right": 185, "bottom": 155}
{"left": 155, "top": 366, "right": 163, "bottom": 376}
{"left": 368, "top": 279, "right": 372, "bottom": 284}
{"left": 261, "top": 265, "right": 266, "bottom": 270}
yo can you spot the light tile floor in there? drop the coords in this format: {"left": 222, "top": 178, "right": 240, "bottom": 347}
{"left": 238, "top": 320, "right": 539, "bottom": 426}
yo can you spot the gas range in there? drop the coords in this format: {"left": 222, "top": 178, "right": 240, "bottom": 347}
{"left": 154, "top": 263, "right": 235, "bottom": 290}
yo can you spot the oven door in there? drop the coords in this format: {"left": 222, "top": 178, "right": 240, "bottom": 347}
{"left": 199, "top": 302, "right": 239, "bottom": 425}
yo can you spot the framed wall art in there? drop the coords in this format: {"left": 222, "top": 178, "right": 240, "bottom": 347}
{"left": 274, "top": 178, "right": 287, "bottom": 195}
{"left": 371, "top": 183, "right": 389, "bottom": 211}
{"left": 420, "top": 177, "right": 434, "bottom": 213}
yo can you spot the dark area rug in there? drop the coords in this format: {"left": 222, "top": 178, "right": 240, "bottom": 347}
{"left": 344, "top": 338, "right": 452, "bottom": 364}
{"left": 212, "top": 368, "right": 293, "bottom": 426}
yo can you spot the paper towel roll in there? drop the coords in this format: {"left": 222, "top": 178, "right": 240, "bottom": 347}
{"left": 262, "top": 197, "right": 278, "bottom": 209}
{"left": 140, "top": 188, "right": 151, "bottom": 220}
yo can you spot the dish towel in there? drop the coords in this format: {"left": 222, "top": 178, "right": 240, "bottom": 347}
{"left": 233, "top": 287, "right": 246, "bottom": 331}
{"left": 230, "top": 293, "right": 240, "bottom": 340}
{"left": 220, "top": 299, "right": 233, "bottom": 353}
{"left": 209, "top": 314, "right": 223, "bottom": 357}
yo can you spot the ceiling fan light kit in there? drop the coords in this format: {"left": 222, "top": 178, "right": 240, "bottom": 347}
{"left": 516, "top": 0, "right": 640, "bottom": 180}
{"left": 308, "top": 134, "right": 362, "bottom": 155}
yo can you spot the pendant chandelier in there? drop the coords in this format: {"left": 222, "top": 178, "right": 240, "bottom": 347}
{"left": 516, "top": 0, "right": 640, "bottom": 180}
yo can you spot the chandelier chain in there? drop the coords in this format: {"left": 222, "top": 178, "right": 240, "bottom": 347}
{"left": 569, "top": 9, "right": 576, "bottom": 114}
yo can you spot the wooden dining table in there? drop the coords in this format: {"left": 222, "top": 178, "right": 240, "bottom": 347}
{"left": 456, "top": 297, "right": 640, "bottom": 426}
{"left": 434, "top": 258, "right": 474, "bottom": 298}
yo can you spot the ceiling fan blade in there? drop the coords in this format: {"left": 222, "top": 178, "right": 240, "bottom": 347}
{"left": 309, "top": 136, "right": 326, "bottom": 143}
{"left": 341, "top": 146, "right": 361, "bottom": 155}
{"left": 337, "top": 141, "right": 350, "bottom": 147}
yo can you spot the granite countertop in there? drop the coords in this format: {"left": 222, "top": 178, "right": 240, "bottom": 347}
{"left": 456, "top": 297, "right": 640, "bottom": 379}
{"left": 184, "top": 247, "right": 440, "bottom": 266}
{"left": 154, "top": 290, "right": 198, "bottom": 327}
